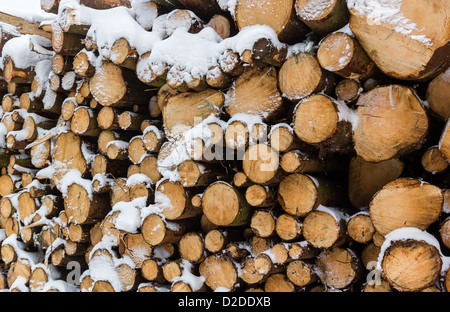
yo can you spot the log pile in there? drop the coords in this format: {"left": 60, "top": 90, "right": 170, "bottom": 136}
{"left": 0, "top": 0, "right": 448, "bottom": 293}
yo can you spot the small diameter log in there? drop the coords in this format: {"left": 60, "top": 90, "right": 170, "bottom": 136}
{"left": 178, "top": 232, "right": 206, "bottom": 263}
{"left": 119, "top": 233, "right": 153, "bottom": 269}
{"left": 3, "top": 57, "right": 36, "bottom": 84}
{"left": 348, "top": 0, "right": 450, "bottom": 81}
{"left": 156, "top": 179, "right": 202, "bottom": 221}
{"left": 264, "top": 273, "right": 295, "bottom": 292}
{"left": 118, "top": 111, "right": 148, "bottom": 131}
{"left": 293, "top": 94, "right": 353, "bottom": 155}
{"left": 232, "top": 171, "right": 252, "bottom": 188}
{"left": 140, "top": 155, "right": 162, "bottom": 184}
{"left": 440, "top": 217, "right": 450, "bottom": 250}
{"left": 2, "top": 94, "right": 18, "bottom": 113}
{"left": 177, "top": 160, "right": 222, "bottom": 187}
{"left": 225, "top": 66, "right": 283, "bottom": 122}
{"left": 0, "top": 174, "right": 21, "bottom": 197}
{"left": 335, "top": 78, "right": 362, "bottom": 103}
{"left": 353, "top": 85, "right": 429, "bottom": 162}
{"left": 73, "top": 50, "right": 96, "bottom": 77}
{"left": 162, "top": 88, "right": 224, "bottom": 138}
{"left": 141, "top": 259, "right": 165, "bottom": 283}
{"left": 295, "top": 0, "right": 349, "bottom": 36}
{"left": 277, "top": 173, "right": 346, "bottom": 217}
{"left": 63, "top": 183, "right": 111, "bottom": 224}
{"left": 141, "top": 213, "right": 198, "bottom": 246}
{"left": 202, "top": 181, "right": 252, "bottom": 227}
{"left": 51, "top": 22, "right": 85, "bottom": 56}
{"left": 89, "top": 62, "right": 148, "bottom": 108}
{"left": 51, "top": 132, "right": 89, "bottom": 183}
{"left": 280, "top": 150, "right": 343, "bottom": 174}
{"left": 204, "top": 229, "right": 241, "bottom": 254}
{"left": 234, "top": 0, "right": 309, "bottom": 44}
{"left": 302, "top": 206, "right": 348, "bottom": 249}
{"left": 199, "top": 254, "right": 238, "bottom": 291}
{"left": 142, "top": 125, "right": 164, "bottom": 153}
{"left": 317, "top": 31, "right": 376, "bottom": 80}
{"left": 245, "top": 184, "right": 275, "bottom": 208}
{"left": 224, "top": 119, "right": 250, "bottom": 151}
{"left": 439, "top": 118, "right": 450, "bottom": 161}
{"left": 268, "top": 124, "right": 299, "bottom": 153}
{"left": 242, "top": 143, "right": 284, "bottom": 186}
{"left": 347, "top": 212, "right": 375, "bottom": 244}
{"left": 379, "top": 230, "right": 443, "bottom": 292}
{"left": 275, "top": 214, "right": 302, "bottom": 242}
{"left": 71, "top": 106, "right": 101, "bottom": 136}
{"left": 250, "top": 210, "right": 276, "bottom": 238}
{"left": 218, "top": 49, "right": 244, "bottom": 77}
{"left": 279, "top": 53, "right": 334, "bottom": 102}
{"left": 348, "top": 156, "right": 405, "bottom": 209}
{"left": 108, "top": 37, "right": 138, "bottom": 70}
{"left": 31, "top": 140, "right": 51, "bottom": 169}
{"left": 164, "top": 9, "right": 204, "bottom": 36}
{"left": 426, "top": 67, "right": 450, "bottom": 120}
{"left": 127, "top": 136, "right": 147, "bottom": 164}
{"left": 315, "top": 247, "right": 361, "bottom": 290}
{"left": 207, "top": 14, "right": 232, "bottom": 39}
{"left": 52, "top": 54, "right": 73, "bottom": 75}
{"left": 19, "top": 93, "right": 44, "bottom": 113}
{"left": 369, "top": 178, "right": 443, "bottom": 237}
{"left": 17, "top": 191, "right": 37, "bottom": 224}
{"left": 286, "top": 260, "right": 317, "bottom": 287}
{"left": 421, "top": 146, "right": 448, "bottom": 175}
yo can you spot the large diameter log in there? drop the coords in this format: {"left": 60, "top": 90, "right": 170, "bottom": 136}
{"left": 64, "top": 183, "right": 111, "bottom": 224}
{"left": 348, "top": 156, "right": 404, "bottom": 209}
{"left": 225, "top": 66, "right": 283, "bottom": 122}
{"left": 202, "top": 181, "right": 252, "bottom": 227}
{"left": 379, "top": 229, "right": 443, "bottom": 292}
{"left": 294, "top": 0, "right": 349, "bottom": 36}
{"left": 348, "top": 0, "right": 450, "bottom": 81}
{"left": 369, "top": 178, "right": 443, "bottom": 237}
{"left": 353, "top": 85, "right": 428, "bottom": 162}
{"left": 234, "top": 0, "right": 309, "bottom": 44}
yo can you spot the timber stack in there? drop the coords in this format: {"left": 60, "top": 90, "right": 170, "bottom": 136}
{"left": 0, "top": 0, "right": 448, "bottom": 292}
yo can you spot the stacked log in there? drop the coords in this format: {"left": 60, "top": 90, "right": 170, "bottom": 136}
{"left": 0, "top": 0, "right": 448, "bottom": 293}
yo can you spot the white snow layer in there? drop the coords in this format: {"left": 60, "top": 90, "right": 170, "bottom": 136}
{"left": 347, "top": 0, "right": 433, "bottom": 46}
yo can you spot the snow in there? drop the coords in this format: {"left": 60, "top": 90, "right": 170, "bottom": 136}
{"left": 1, "top": 35, "right": 53, "bottom": 69}
{"left": 0, "top": 0, "right": 56, "bottom": 23}
{"left": 347, "top": 0, "right": 433, "bottom": 46}
{"left": 171, "top": 259, "right": 205, "bottom": 291}
{"left": 296, "top": 0, "right": 335, "bottom": 21}
{"left": 336, "top": 99, "right": 359, "bottom": 130}
{"left": 131, "top": 0, "right": 158, "bottom": 30}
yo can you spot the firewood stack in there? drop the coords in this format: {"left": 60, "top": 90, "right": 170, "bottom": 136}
{"left": 0, "top": 0, "right": 448, "bottom": 293}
